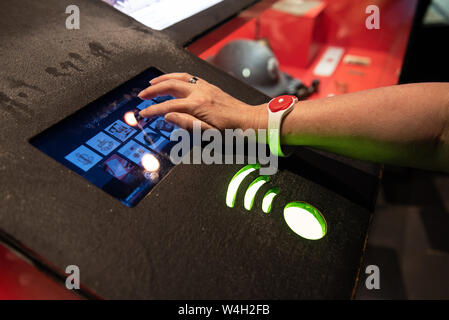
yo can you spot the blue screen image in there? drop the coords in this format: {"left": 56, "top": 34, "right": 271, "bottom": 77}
{"left": 30, "top": 67, "right": 184, "bottom": 207}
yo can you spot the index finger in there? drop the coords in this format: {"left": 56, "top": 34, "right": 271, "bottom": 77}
{"left": 150, "top": 72, "right": 193, "bottom": 85}
{"left": 138, "top": 79, "right": 192, "bottom": 100}
{"left": 139, "top": 98, "right": 194, "bottom": 118}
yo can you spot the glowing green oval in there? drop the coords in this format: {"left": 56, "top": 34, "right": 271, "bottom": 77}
{"left": 283, "top": 202, "right": 327, "bottom": 240}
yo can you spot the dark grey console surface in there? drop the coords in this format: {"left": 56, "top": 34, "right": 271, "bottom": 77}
{"left": 0, "top": 0, "right": 379, "bottom": 299}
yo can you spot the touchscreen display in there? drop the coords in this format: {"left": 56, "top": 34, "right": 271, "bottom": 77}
{"left": 30, "top": 67, "right": 185, "bottom": 207}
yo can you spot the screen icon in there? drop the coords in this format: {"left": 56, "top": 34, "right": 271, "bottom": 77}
{"left": 86, "top": 132, "right": 121, "bottom": 156}
{"left": 65, "top": 145, "right": 102, "bottom": 172}
{"left": 105, "top": 119, "right": 136, "bottom": 142}
{"left": 134, "top": 127, "right": 170, "bottom": 152}
{"left": 118, "top": 140, "right": 154, "bottom": 166}
{"left": 103, "top": 154, "right": 140, "bottom": 183}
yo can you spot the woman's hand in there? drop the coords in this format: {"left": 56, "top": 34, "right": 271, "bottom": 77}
{"left": 138, "top": 73, "right": 266, "bottom": 131}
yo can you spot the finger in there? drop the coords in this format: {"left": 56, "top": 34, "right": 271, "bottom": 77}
{"left": 138, "top": 79, "right": 193, "bottom": 100}
{"left": 165, "top": 112, "right": 213, "bottom": 131}
{"left": 150, "top": 73, "right": 193, "bottom": 85}
{"left": 139, "top": 98, "right": 194, "bottom": 118}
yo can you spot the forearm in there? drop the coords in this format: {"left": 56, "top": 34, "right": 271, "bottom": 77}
{"left": 252, "top": 83, "right": 449, "bottom": 172}
{"left": 137, "top": 74, "right": 449, "bottom": 172}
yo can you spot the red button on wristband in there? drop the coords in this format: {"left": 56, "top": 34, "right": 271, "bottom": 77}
{"left": 268, "top": 95, "right": 297, "bottom": 112}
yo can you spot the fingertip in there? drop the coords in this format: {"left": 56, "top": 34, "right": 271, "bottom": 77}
{"left": 138, "top": 109, "right": 148, "bottom": 118}
{"left": 165, "top": 112, "right": 189, "bottom": 130}
{"left": 137, "top": 90, "right": 152, "bottom": 100}
{"left": 138, "top": 88, "right": 149, "bottom": 99}
{"left": 164, "top": 112, "right": 178, "bottom": 123}
{"left": 149, "top": 76, "right": 163, "bottom": 85}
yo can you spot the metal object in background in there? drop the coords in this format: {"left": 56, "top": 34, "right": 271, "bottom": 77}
{"left": 282, "top": 72, "right": 320, "bottom": 100}
{"left": 210, "top": 39, "right": 289, "bottom": 97}
{"left": 295, "top": 78, "right": 320, "bottom": 100}
{"left": 210, "top": 39, "right": 319, "bottom": 98}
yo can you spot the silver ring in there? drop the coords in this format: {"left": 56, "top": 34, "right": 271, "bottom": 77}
{"left": 189, "top": 76, "right": 199, "bottom": 84}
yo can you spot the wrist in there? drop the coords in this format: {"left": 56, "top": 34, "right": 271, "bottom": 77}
{"left": 238, "top": 103, "right": 268, "bottom": 143}
{"left": 248, "top": 104, "right": 268, "bottom": 131}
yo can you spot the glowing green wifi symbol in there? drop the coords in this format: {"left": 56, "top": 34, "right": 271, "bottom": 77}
{"left": 226, "top": 164, "right": 279, "bottom": 213}
{"left": 225, "top": 164, "right": 327, "bottom": 240}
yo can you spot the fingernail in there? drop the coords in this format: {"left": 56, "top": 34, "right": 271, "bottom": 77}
{"left": 137, "top": 91, "right": 143, "bottom": 98}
